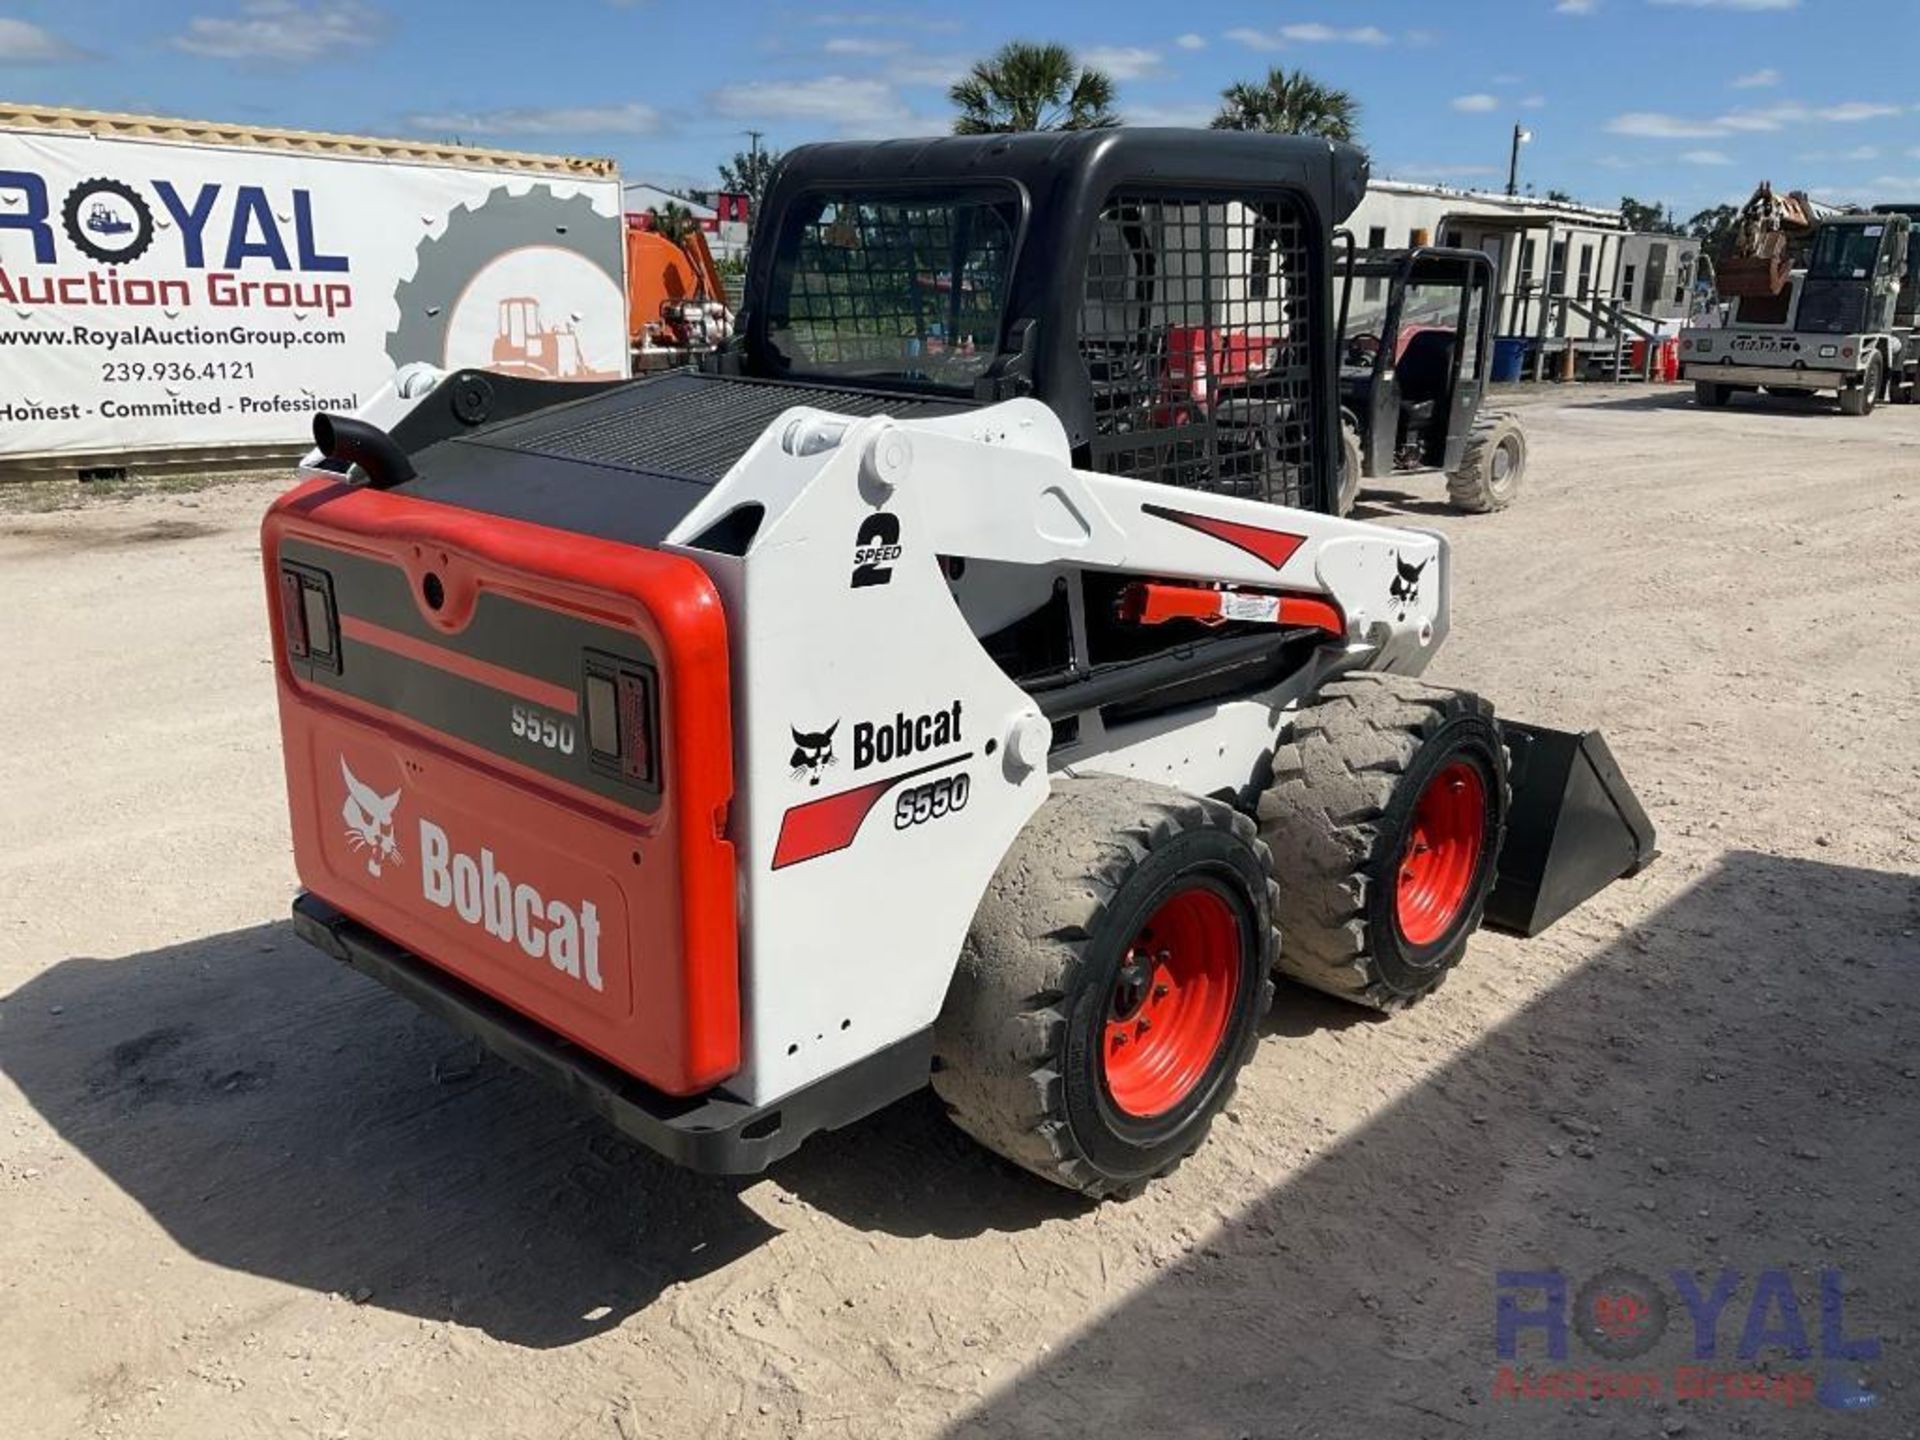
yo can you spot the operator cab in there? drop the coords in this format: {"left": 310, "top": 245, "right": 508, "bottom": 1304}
{"left": 1335, "top": 245, "right": 1495, "bottom": 478}
{"left": 719, "top": 128, "right": 1372, "bottom": 518}
{"left": 1795, "top": 213, "right": 1910, "bottom": 336}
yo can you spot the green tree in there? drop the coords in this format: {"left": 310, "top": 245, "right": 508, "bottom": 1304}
{"left": 1620, "top": 196, "right": 1681, "bottom": 234}
{"left": 1209, "top": 66, "right": 1358, "bottom": 142}
{"left": 950, "top": 41, "right": 1118, "bottom": 134}
{"left": 1686, "top": 203, "right": 1741, "bottom": 256}
{"left": 718, "top": 145, "right": 783, "bottom": 214}
{"left": 652, "top": 202, "right": 698, "bottom": 247}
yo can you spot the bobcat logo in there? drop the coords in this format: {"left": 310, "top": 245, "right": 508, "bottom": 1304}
{"left": 340, "top": 758, "right": 403, "bottom": 876}
{"left": 790, "top": 722, "right": 838, "bottom": 786}
{"left": 1389, "top": 551, "right": 1429, "bottom": 611}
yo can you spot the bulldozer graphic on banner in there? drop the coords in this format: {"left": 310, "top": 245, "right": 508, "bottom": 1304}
{"left": 491, "top": 296, "right": 620, "bottom": 382}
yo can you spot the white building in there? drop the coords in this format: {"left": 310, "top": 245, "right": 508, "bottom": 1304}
{"left": 1349, "top": 179, "right": 1630, "bottom": 341}
{"left": 620, "top": 182, "right": 750, "bottom": 263}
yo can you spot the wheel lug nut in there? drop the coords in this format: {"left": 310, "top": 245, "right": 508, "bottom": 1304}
{"left": 1137, "top": 1017, "right": 1151, "bottom": 1033}
{"left": 1153, "top": 983, "right": 1170, "bottom": 998}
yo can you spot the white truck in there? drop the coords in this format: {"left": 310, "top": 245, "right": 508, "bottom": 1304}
{"left": 1680, "top": 184, "right": 1914, "bottom": 415}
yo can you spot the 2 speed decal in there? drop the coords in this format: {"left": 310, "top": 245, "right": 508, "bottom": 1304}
{"left": 851, "top": 511, "right": 902, "bottom": 589}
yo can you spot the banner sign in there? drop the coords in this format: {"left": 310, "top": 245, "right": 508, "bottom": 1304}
{"left": 0, "top": 129, "right": 626, "bottom": 459}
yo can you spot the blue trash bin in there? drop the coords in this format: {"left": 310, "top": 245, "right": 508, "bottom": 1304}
{"left": 1492, "top": 337, "right": 1529, "bottom": 383}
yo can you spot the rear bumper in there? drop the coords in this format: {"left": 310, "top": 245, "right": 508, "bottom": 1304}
{"left": 1682, "top": 361, "right": 1856, "bottom": 389}
{"left": 292, "top": 892, "right": 931, "bottom": 1174}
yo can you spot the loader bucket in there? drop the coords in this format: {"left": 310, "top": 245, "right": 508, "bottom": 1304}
{"left": 1483, "top": 722, "right": 1657, "bottom": 938}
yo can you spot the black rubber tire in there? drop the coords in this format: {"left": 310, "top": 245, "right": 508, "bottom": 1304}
{"left": 932, "top": 776, "right": 1277, "bottom": 1199}
{"left": 1337, "top": 421, "right": 1363, "bottom": 517}
{"left": 1839, "top": 354, "right": 1882, "bottom": 416}
{"left": 1257, "top": 673, "right": 1509, "bottom": 1011}
{"left": 1445, "top": 414, "right": 1525, "bottom": 513}
{"left": 1694, "top": 380, "right": 1731, "bottom": 409}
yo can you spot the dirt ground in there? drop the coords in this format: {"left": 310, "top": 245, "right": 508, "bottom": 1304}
{"left": 1, "top": 385, "right": 1916, "bottom": 1440}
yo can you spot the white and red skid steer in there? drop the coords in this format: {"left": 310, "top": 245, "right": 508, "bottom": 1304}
{"left": 267, "top": 131, "right": 1653, "bottom": 1197}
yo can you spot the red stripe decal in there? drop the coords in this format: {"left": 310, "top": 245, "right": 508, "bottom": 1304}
{"left": 772, "top": 755, "right": 968, "bottom": 870}
{"left": 1143, "top": 503, "right": 1307, "bottom": 570}
{"left": 340, "top": 615, "right": 580, "bottom": 715}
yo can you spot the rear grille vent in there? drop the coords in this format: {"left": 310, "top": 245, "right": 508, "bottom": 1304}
{"left": 471, "top": 371, "right": 964, "bottom": 482}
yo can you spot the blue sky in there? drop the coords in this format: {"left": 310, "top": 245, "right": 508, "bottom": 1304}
{"left": 1, "top": 0, "right": 1914, "bottom": 218}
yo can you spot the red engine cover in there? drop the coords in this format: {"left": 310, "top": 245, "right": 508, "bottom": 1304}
{"left": 263, "top": 477, "right": 738, "bottom": 1096}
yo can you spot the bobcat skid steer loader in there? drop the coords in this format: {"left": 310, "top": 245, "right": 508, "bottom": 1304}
{"left": 266, "top": 131, "right": 1654, "bottom": 1198}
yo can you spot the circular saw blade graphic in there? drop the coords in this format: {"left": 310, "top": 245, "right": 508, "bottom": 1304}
{"left": 387, "top": 185, "right": 624, "bottom": 379}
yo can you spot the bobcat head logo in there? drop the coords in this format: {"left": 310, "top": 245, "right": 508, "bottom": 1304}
{"left": 340, "top": 758, "right": 403, "bottom": 876}
{"left": 790, "top": 722, "right": 838, "bottom": 786}
{"left": 1389, "top": 551, "right": 1429, "bottom": 610}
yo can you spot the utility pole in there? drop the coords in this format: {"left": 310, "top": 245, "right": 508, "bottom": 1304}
{"left": 1506, "top": 124, "right": 1532, "bottom": 198}
{"left": 742, "top": 129, "right": 766, "bottom": 237}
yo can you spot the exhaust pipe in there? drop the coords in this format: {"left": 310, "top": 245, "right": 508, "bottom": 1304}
{"left": 312, "top": 413, "right": 416, "bottom": 490}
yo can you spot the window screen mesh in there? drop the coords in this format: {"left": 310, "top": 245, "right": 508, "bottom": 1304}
{"left": 767, "top": 189, "right": 1017, "bottom": 392}
{"left": 1079, "top": 192, "right": 1319, "bottom": 509}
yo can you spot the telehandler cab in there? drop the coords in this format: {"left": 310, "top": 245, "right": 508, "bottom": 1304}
{"left": 268, "top": 130, "right": 1651, "bottom": 1199}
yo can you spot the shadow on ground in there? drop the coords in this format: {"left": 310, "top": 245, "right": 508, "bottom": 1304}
{"left": 0, "top": 916, "right": 1090, "bottom": 1347}
{"left": 4, "top": 850, "right": 1914, "bottom": 1386}
{"left": 946, "top": 850, "right": 1920, "bottom": 1438}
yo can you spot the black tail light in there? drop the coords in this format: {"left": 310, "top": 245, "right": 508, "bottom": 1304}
{"left": 279, "top": 562, "right": 339, "bottom": 673}
{"left": 584, "top": 653, "right": 658, "bottom": 789}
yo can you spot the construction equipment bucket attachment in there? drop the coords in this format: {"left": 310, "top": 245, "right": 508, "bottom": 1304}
{"left": 1484, "top": 722, "right": 1658, "bottom": 938}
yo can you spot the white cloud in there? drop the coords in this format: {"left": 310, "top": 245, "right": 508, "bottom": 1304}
{"left": 1225, "top": 22, "right": 1391, "bottom": 49}
{"left": 1679, "top": 149, "right": 1733, "bottom": 165}
{"left": 0, "top": 17, "right": 89, "bottom": 61}
{"left": 892, "top": 51, "right": 970, "bottom": 86}
{"left": 1606, "top": 111, "right": 1726, "bottom": 138}
{"left": 1650, "top": 0, "right": 1797, "bottom": 8}
{"left": 1870, "top": 174, "right": 1920, "bottom": 190}
{"left": 1730, "top": 67, "right": 1779, "bottom": 88}
{"left": 1125, "top": 102, "right": 1218, "bottom": 128}
{"left": 404, "top": 102, "right": 661, "bottom": 137}
{"left": 1818, "top": 101, "right": 1901, "bottom": 122}
{"left": 1452, "top": 93, "right": 1499, "bottom": 113}
{"left": 1608, "top": 99, "right": 1906, "bottom": 139}
{"left": 824, "top": 36, "right": 904, "bottom": 56}
{"left": 1555, "top": 0, "right": 1597, "bottom": 13}
{"left": 1174, "top": 32, "right": 1206, "bottom": 50}
{"left": 709, "top": 75, "right": 909, "bottom": 130}
{"left": 173, "top": 0, "right": 388, "bottom": 62}
{"left": 1520, "top": 94, "right": 1547, "bottom": 109}
{"left": 1286, "top": 22, "right": 1391, "bottom": 43}
{"left": 1082, "top": 45, "right": 1162, "bottom": 80}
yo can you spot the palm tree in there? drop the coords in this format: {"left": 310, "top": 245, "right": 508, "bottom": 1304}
{"left": 1210, "top": 66, "right": 1358, "bottom": 142}
{"left": 950, "top": 42, "right": 1119, "bottom": 134}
